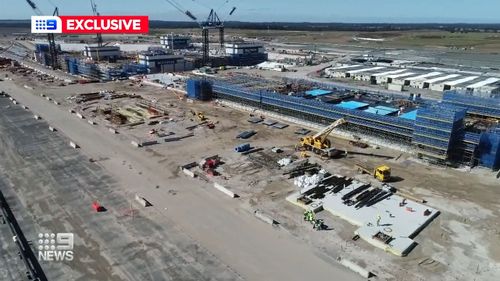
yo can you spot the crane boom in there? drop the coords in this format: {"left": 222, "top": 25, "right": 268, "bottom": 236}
{"left": 313, "top": 118, "right": 347, "bottom": 140}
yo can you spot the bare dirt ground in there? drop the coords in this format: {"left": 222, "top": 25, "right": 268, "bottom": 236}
{"left": 0, "top": 71, "right": 364, "bottom": 281}
{"left": 1, "top": 65, "right": 500, "bottom": 281}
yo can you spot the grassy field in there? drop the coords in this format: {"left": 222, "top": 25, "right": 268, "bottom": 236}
{"left": 152, "top": 28, "right": 500, "bottom": 53}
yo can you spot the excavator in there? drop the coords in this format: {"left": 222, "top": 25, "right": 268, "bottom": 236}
{"left": 297, "top": 118, "right": 347, "bottom": 158}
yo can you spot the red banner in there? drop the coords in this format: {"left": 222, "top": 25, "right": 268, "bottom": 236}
{"left": 59, "top": 16, "right": 149, "bottom": 34}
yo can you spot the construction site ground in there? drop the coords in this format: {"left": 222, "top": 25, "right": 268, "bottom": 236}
{"left": 1, "top": 68, "right": 499, "bottom": 281}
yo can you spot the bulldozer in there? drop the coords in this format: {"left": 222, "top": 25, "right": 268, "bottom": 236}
{"left": 297, "top": 118, "right": 347, "bottom": 158}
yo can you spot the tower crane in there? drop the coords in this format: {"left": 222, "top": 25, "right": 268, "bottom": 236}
{"left": 25, "top": 0, "right": 60, "bottom": 69}
{"left": 297, "top": 118, "right": 347, "bottom": 158}
{"left": 163, "top": 0, "right": 236, "bottom": 65}
{"left": 90, "top": 0, "right": 103, "bottom": 47}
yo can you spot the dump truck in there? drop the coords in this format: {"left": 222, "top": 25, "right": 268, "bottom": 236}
{"left": 354, "top": 163, "right": 391, "bottom": 182}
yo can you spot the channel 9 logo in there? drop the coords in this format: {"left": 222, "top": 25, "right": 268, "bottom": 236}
{"left": 37, "top": 232, "right": 74, "bottom": 262}
{"left": 31, "top": 16, "right": 62, "bottom": 33}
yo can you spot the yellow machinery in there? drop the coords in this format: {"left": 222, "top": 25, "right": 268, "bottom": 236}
{"left": 190, "top": 110, "right": 207, "bottom": 121}
{"left": 297, "top": 118, "right": 347, "bottom": 157}
{"left": 354, "top": 163, "right": 391, "bottom": 182}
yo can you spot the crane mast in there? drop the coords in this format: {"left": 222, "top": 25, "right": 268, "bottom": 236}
{"left": 90, "top": 0, "right": 103, "bottom": 47}
{"left": 25, "top": 0, "right": 60, "bottom": 69}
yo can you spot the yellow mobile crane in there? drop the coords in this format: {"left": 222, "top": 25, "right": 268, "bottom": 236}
{"left": 297, "top": 118, "right": 347, "bottom": 158}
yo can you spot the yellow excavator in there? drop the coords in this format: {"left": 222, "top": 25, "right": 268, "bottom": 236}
{"left": 297, "top": 118, "right": 347, "bottom": 158}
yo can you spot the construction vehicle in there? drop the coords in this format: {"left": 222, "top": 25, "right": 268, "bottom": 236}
{"left": 297, "top": 118, "right": 347, "bottom": 158}
{"left": 190, "top": 110, "right": 207, "bottom": 121}
{"left": 354, "top": 163, "right": 391, "bottom": 182}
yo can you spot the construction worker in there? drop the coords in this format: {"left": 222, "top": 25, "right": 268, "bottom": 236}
{"left": 303, "top": 210, "right": 315, "bottom": 222}
{"left": 313, "top": 219, "right": 325, "bottom": 231}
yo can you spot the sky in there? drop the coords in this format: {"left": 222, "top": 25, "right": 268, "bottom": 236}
{"left": 1, "top": 0, "right": 499, "bottom": 23}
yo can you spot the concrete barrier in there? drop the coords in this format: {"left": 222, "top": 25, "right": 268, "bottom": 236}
{"left": 33, "top": 115, "right": 41, "bottom": 120}
{"left": 337, "top": 257, "right": 372, "bottom": 278}
{"left": 134, "top": 194, "right": 151, "bottom": 207}
{"left": 8, "top": 97, "right": 13, "bottom": 101}
{"left": 24, "top": 85, "right": 33, "bottom": 90}
{"left": 254, "top": 210, "right": 278, "bottom": 225}
{"left": 69, "top": 141, "right": 79, "bottom": 149}
{"left": 213, "top": 183, "right": 238, "bottom": 198}
{"left": 39, "top": 93, "right": 45, "bottom": 97}
{"left": 45, "top": 96, "right": 51, "bottom": 101}
{"left": 131, "top": 141, "right": 141, "bottom": 147}
{"left": 53, "top": 101, "right": 60, "bottom": 105}
{"left": 108, "top": 128, "right": 117, "bottom": 134}
{"left": 87, "top": 120, "right": 96, "bottom": 125}
{"left": 182, "top": 168, "right": 195, "bottom": 178}
{"left": 76, "top": 113, "right": 84, "bottom": 119}
{"left": 12, "top": 100, "right": 17, "bottom": 105}
{"left": 68, "top": 109, "right": 75, "bottom": 113}
{"left": 48, "top": 126, "right": 56, "bottom": 132}
{"left": 22, "top": 105, "right": 28, "bottom": 110}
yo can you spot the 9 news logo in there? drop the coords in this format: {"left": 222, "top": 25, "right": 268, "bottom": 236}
{"left": 31, "top": 16, "right": 62, "bottom": 33}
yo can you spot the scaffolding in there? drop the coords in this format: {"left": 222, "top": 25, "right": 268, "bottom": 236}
{"left": 212, "top": 81, "right": 499, "bottom": 168}
{"left": 413, "top": 106, "right": 466, "bottom": 162}
{"left": 443, "top": 91, "right": 500, "bottom": 119}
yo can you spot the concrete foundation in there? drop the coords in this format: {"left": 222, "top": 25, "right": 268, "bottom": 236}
{"left": 287, "top": 177, "right": 439, "bottom": 256}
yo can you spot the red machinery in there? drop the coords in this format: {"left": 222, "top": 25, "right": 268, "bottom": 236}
{"left": 200, "top": 156, "right": 221, "bottom": 176}
{"left": 92, "top": 201, "right": 105, "bottom": 212}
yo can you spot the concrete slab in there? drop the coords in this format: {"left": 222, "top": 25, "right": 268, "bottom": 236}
{"left": 287, "top": 176, "right": 439, "bottom": 256}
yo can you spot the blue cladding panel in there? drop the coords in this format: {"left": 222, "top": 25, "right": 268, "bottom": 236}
{"left": 400, "top": 110, "right": 418, "bottom": 120}
{"left": 443, "top": 91, "right": 500, "bottom": 118}
{"left": 336, "top": 101, "right": 369, "bottom": 110}
{"left": 478, "top": 132, "right": 500, "bottom": 169}
{"left": 305, "top": 89, "right": 332, "bottom": 96}
{"left": 364, "top": 107, "right": 394, "bottom": 116}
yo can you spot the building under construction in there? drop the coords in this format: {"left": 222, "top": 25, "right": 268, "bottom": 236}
{"left": 206, "top": 79, "right": 500, "bottom": 169}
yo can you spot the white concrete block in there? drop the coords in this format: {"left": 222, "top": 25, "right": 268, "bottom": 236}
{"left": 108, "top": 128, "right": 117, "bottom": 134}
{"left": 69, "top": 141, "right": 79, "bottom": 149}
{"left": 337, "top": 257, "right": 372, "bottom": 278}
{"left": 53, "top": 101, "right": 60, "bottom": 105}
{"left": 45, "top": 96, "right": 51, "bottom": 101}
{"left": 48, "top": 126, "right": 56, "bottom": 132}
{"left": 68, "top": 109, "right": 75, "bottom": 113}
{"left": 134, "top": 194, "right": 150, "bottom": 207}
{"left": 12, "top": 100, "right": 17, "bottom": 104}
{"left": 131, "top": 141, "right": 141, "bottom": 147}
{"left": 182, "top": 168, "right": 195, "bottom": 178}
{"left": 33, "top": 115, "right": 40, "bottom": 120}
{"left": 76, "top": 113, "right": 84, "bottom": 119}
{"left": 8, "top": 97, "right": 13, "bottom": 101}
{"left": 254, "top": 210, "right": 277, "bottom": 225}
{"left": 87, "top": 120, "right": 96, "bottom": 125}
{"left": 22, "top": 105, "right": 28, "bottom": 110}
{"left": 213, "top": 183, "right": 237, "bottom": 198}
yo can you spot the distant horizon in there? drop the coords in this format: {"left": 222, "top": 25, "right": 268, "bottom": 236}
{"left": 1, "top": 19, "right": 500, "bottom": 25}
{"left": 2, "top": 0, "right": 500, "bottom": 24}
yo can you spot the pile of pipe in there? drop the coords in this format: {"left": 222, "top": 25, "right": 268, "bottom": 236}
{"left": 277, "top": 158, "right": 293, "bottom": 167}
{"left": 294, "top": 169, "right": 327, "bottom": 190}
